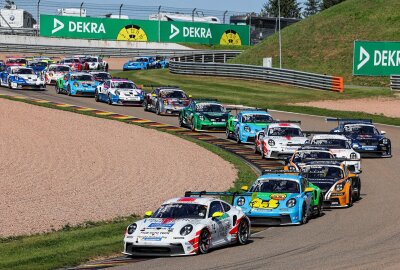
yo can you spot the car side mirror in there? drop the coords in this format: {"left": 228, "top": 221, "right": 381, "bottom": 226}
{"left": 304, "top": 187, "right": 314, "bottom": 193}
{"left": 241, "top": 185, "right": 249, "bottom": 192}
{"left": 381, "top": 131, "right": 386, "bottom": 135}
{"left": 144, "top": 211, "right": 153, "bottom": 218}
{"left": 212, "top": 211, "right": 224, "bottom": 219}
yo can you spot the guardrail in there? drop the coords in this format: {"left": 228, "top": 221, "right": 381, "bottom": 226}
{"left": 169, "top": 61, "right": 344, "bottom": 92}
{"left": 0, "top": 27, "right": 38, "bottom": 36}
{"left": 390, "top": 75, "right": 400, "bottom": 91}
{"left": 0, "top": 42, "right": 241, "bottom": 61}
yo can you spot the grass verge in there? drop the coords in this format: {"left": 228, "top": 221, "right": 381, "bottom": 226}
{"left": 0, "top": 95, "right": 257, "bottom": 270}
{"left": 112, "top": 69, "right": 400, "bottom": 126}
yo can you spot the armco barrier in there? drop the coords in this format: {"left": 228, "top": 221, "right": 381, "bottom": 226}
{"left": 390, "top": 75, "right": 400, "bottom": 91}
{"left": 169, "top": 61, "right": 344, "bottom": 92}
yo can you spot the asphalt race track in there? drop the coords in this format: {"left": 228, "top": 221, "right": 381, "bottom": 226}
{"left": 2, "top": 86, "right": 400, "bottom": 270}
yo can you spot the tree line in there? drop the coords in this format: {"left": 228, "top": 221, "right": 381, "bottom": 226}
{"left": 261, "top": 0, "right": 346, "bottom": 18}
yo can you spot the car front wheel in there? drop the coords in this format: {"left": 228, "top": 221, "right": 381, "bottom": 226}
{"left": 237, "top": 219, "right": 250, "bottom": 245}
{"left": 198, "top": 229, "right": 211, "bottom": 254}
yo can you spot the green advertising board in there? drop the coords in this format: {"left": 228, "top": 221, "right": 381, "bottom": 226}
{"left": 353, "top": 41, "right": 400, "bottom": 76}
{"left": 40, "top": 15, "right": 249, "bottom": 46}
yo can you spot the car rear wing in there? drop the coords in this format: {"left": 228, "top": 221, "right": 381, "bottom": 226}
{"left": 224, "top": 104, "right": 268, "bottom": 112}
{"left": 272, "top": 120, "right": 301, "bottom": 124}
{"left": 143, "top": 85, "right": 181, "bottom": 90}
{"left": 326, "top": 118, "right": 373, "bottom": 124}
{"left": 299, "top": 144, "right": 345, "bottom": 150}
{"left": 302, "top": 158, "right": 361, "bottom": 162}
{"left": 184, "top": 191, "right": 241, "bottom": 204}
{"left": 262, "top": 169, "right": 300, "bottom": 175}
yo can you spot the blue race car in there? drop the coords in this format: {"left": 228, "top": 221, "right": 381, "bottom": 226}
{"left": 328, "top": 118, "right": 391, "bottom": 158}
{"left": 123, "top": 57, "right": 154, "bottom": 71}
{"left": 27, "top": 60, "right": 48, "bottom": 74}
{"left": 55, "top": 72, "right": 99, "bottom": 96}
{"left": 233, "top": 170, "right": 323, "bottom": 226}
{"left": 226, "top": 109, "right": 274, "bottom": 143}
{"left": 0, "top": 66, "right": 46, "bottom": 90}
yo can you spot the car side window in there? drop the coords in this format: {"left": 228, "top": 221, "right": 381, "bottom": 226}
{"left": 208, "top": 201, "right": 224, "bottom": 218}
{"left": 221, "top": 202, "right": 231, "bottom": 212}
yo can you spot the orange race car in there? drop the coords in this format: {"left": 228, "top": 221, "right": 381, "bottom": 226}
{"left": 300, "top": 160, "right": 361, "bottom": 208}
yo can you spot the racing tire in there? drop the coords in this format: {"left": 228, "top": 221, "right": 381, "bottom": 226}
{"left": 348, "top": 188, "right": 354, "bottom": 208}
{"left": 155, "top": 102, "right": 161, "bottom": 115}
{"left": 236, "top": 130, "right": 241, "bottom": 144}
{"left": 300, "top": 203, "right": 309, "bottom": 225}
{"left": 104, "top": 64, "right": 109, "bottom": 72}
{"left": 56, "top": 85, "right": 61, "bottom": 94}
{"left": 143, "top": 100, "right": 149, "bottom": 111}
{"left": 237, "top": 219, "right": 250, "bottom": 245}
{"left": 198, "top": 229, "right": 211, "bottom": 254}
{"left": 254, "top": 143, "right": 259, "bottom": 154}
{"left": 67, "top": 86, "right": 72, "bottom": 96}
{"left": 190, "top": 119, "right": 196, "bottom": 131}
{"left": 315, "top": 196, "right": 323, "bottom": 217}
{"left": 353, "top": 180, "right": 361, "bottom": 202}
{"left": 178, "top": 115, "right": 184, "bottom": 127}
{"left": 94, "top": 91, "right": 99, "bottom": 102}
{"left": 107, "top": 94, "right": 112, "bottom": 105}
{"left": 8, "top": 80, "right": 12, "bottom": 89}
{"left": 226, "top": 129, "right": 231, "bottom": 139}
{"left": 261, "top": 144, "right": 266, "bottom": 159}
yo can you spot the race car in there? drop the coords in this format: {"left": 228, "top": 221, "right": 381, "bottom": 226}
{"left": 56, "top": 72, "right": 99, "bottom": 96}
{"left": 285, "top": 145, "right": 335, "bottom": 171}
{"left": 123, "top": 196, "right": 250, "bottom": 256}
{"left": 89, "top": 71, "right": 112, "bottom": 83}
{"left": 144, "top": 87, "right": 190, "bottom": 115}
{"left": 255, "top": 121, "right": 309, "bottom": 159}
{"left": 5, "top": 58, "right": 27, "bottom": 67}
{"left": 153, "top": 56, "right": 169, "bottom": 69}
{"left": 233, "top": 170, "right": 323, "bottom": 226}
{"left": 95, "top": 79, "right": 144, "bottom": 105}
{"left": 60, "top": 58, "right": 83, "bottom": 71}
{"left": 310, "top": 133, "right": 361, "bottom": 173}
{"left": 45, "top": 64, "right": 71, "bottom": 85}
{"left": 300, "top": 160, "right": 361, "bottom": 208}
{"left": 226, "top": 109, "right": 273, "bottom": 143}
{"left": 328, "top": 118, "right": 391, "bottom": 157}
{"left": 179, "top": 99, "right": 230, "bottom": 132}
{"left": 0, "top": 66, "right": 45, "bottom": 90}
{"left": 123, "top": 57, "right": 154, "bottom": 71}
{"left": 27, "top": 60, "right": 48, "bottom": 73}
{"left": 82, "top": 56, "right": 109, "bottom": 71}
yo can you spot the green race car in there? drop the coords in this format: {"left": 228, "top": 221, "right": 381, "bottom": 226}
{"left": 178, "top": 99, "right": 230, "bottom": 132}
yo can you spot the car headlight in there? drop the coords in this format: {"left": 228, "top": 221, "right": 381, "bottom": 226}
{"left": 244, "top": 126, "right": 250, "bottom": 132}
{"left": 382, "top": 138, "right": 388, "bottom": 144}
{"left": 352, "top": 143, "right": 359, "bottom": 149}
{"left": 73, "top": 82, "right": 79, "bottom": 87}
{"left": 268, "top": 139, "right": 275, "bottom": 146}
{"left": 180, "top": 224, "right": 193, "bottom": 236}
{"left": 350, "top": 152, "right": 357, "bottom": 160}
{"left": 336, "top": 183, "right": 344, "bottom": 191}
{"left": 237, "top": 197, "right": 245, "bottom": 206}
{"left": 127, "top": 223, "right": 137, "bottom": 234}
{"left": 286, "top": 198, "right": 296, "bottom": 208}
{"left": 199, "top": 115, "right": 205, "bottom": 121}
{"left": 115, "top": 90, "right": 120, "bottom": 96}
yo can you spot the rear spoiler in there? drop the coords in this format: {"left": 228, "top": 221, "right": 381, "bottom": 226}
{"left": 299, "top": 144, "right": 345, "bottom": 149}
{"left": 184, "top": 191, "right": 241, "bottom": 204}
{"left": 224, "top": 105, "right": 268, "bottom": 112}
{"left": 302, "top": 158, "right": 361, "bottom": 162}
{"left": 272, "top": 120, "right": 301, "bottom": 124}
{"left": 326, "top": 118, "right": 373, "bottom": 124}
{"left": 262, "top": 169, "right": 300, "bottom": 175}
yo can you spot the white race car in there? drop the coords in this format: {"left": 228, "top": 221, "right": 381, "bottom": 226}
{"left": 45, "top": 64, "right": 71, "bottom": 85}
{"left": 310, "top": 134, "right": 361, "bottom": 173}
{"left": 95, "top": 79, "right": 144, "bottom": 105}
{"left": 255, "top": 122, "right": 309, "bottom": 159}
{"left": 83, "top": 56, "right": 108, "bottom": 71}
{"left": 0, "top": 66, "right": 45, "bottom": 90}
{"left": 123, "top": 196, "right": 250, "bottom": 256}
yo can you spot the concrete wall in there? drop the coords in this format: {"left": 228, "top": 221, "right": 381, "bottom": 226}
{"left": 0, "top": 35, "right": 191, "bottom": 50}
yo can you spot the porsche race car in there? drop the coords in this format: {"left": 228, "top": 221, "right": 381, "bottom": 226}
{"left": 82, "top": 56, "right": 109, "bottom": 71}
{"left": 45, "top": 64, "right": 71, "bottom": 85}
{"left": 0, "top": 66, "right": 45, "bottom": 90}
{"left": 60, "top": 58, "right": 83, "bottom": 71}
{"left": 144, "top": 86, "right": 190, "bottom": 115}
{"left": 56, "top": 72, "right": 99, "bottom": 96}
{"left": 123, "top": 57, "right": 155, "bottom": 70}
{"left": 123, "top": 196, "right": 250, "bottom": 256}
{"left": 89, "top": 71, "right": 112, "bottom": 83}
{"left": 285, "top": 145, "right": 335, "bottom": 171}
{"left": 95, "top": 79, "right": 144, "bottom": 105}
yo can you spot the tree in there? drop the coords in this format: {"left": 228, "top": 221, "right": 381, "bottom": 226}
{"left": 303, "top": 0, "right": 320, "bottom": 17}
{"left": 261, "top": 0, "right": 302, "bottom": 19}
{"left": 320, "top": 0, "right": 346, "bottom": 10}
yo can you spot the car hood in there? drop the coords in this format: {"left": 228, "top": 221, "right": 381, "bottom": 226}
{"left": 125, "top": 62, "right": 144, "bottom": 66}
{"left": 115, "top": 88, "right": 143, "bottom": 96}
{"left": 272, "top": 136, "right": 308, "bottom": 145}
{"left": 239, "top": 192, "right": 299, "bottom": 211}
{"left": 15, "top": 74, "right": 38, "bottom": 79}
{"left": 135, "top": 218, "right": 204, "bottom": 234}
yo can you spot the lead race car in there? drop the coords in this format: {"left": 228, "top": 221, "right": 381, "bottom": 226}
{"left": 0, "top": 66, "right": 45, "bottom": 90}
{"left": 123, "top": 196, "right": 250, "bottom": 256}
{"left": 144, "top": 86, "right": 190, "bottom": 115}
{"left": 232, "top": 170, "right": 323, "bottom": 226}
{"left": 328, "top": 118, "right": 391, "bottom": 158}
{"left": 255, "top": 121, "right": 309, "bottom": 159}
{"left": 95, "top": 78, "right": 144, "bottom": 105}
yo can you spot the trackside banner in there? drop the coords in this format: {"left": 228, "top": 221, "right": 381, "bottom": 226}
{"left": 40, "top": 15, "right": 250, "bottom": 46}
{"left": 353, "top": 41, "right": 400, "bottom": 76}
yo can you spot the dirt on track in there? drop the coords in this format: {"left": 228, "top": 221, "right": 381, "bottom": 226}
{"left": 0, "top": 98, "right": 237, "bottom": 237}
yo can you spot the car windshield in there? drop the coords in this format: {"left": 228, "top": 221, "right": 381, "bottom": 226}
{"left": 250, "top": 179, "right": 300, "bottom": 193}
{"left": 63, "top": 59, "right": 74, "bottom": 63}
{"left": 344, "top": 124, "right": 378, "bottom": 135}
{"left": 86, "top": 58, "right": 98, "bottom": 62}
{"left": 7, "top": 59, "right": 16, "bottom": 63}
{"left": 196, "top": 103, "right": 225, "bottom": 113}
{"left": 153, "top": 203, "right": 207, "bottom": 219}
{"left": 15, "top": 68, "right": 34, "bottom": 74}
{"left": 133, "top": 58, "right": 148, "bottom": 62}
{"left": 268, "top": 127, "right": 303, "bottom": 137}
{"left": 50, "top": 66, "right": 70, "bottom": 72}
{"left": 293, "top": 151, "right": 333, "bottom": 162}
{"left": 160, "top": 90, "right": 187, "bottom": 98}
{"left": 93, "top": 73, "right": 112, "bottom": 80}
{"left": 30, "top": 62, "right": 47, "bottom": 67}
{"left": 73, "top": 59, "right": 81, "bottom": 63}
{"left": 242, "top": 114, "right": 273, "bottom": 123}
{"left": 111, "top": 81, "right": 135, "bottom": 88}
{"left": 301, "top": 166, "right": 344, "bottom": 180}
{"left": 312, "top": 139, "right": 350, "bottom": 148}
{"left": 16, "top": 59, "right": 27, "bottom": 64}
{"left": 71, "top": 75, "right": 93, "bottom": 81}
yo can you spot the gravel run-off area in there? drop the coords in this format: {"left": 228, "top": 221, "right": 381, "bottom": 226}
{"left": 294, "top": 97, "right": 400, "bottom": 118}
{"left": 0, "top": 98, "right": 237, "bottom": 237}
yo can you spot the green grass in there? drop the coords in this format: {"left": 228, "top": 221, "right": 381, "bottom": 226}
{"left": 112, "top": 69, "right": 400, "bottom": 125}
{"left": 230, "top": 0, "right": 400, "bottom": 86}
{"left": 0, "top": 95, "right": 257, "bottom": 270}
